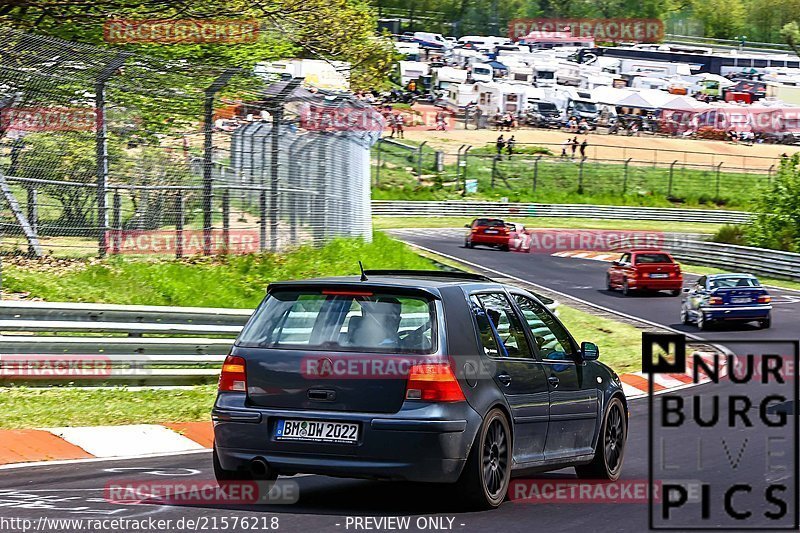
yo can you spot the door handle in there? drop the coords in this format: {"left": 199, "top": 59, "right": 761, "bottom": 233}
{"left": 547, "top": 376, "right": 560, "bottom": 388}
{"left": 496, "top": 374, "right": 512, "bottom": 386}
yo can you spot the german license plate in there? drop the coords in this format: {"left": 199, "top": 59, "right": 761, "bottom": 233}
{"left": 484, "top": 229, "right": 498, "bottom": 234}
{"left": 275, "top": 419, "right": 358, "bottom": 444}
{"left": 732, "top": 297, "right": 751, "bottom": 304}
{"left": 649, "top": 273, "right": 669, "bottom": 278}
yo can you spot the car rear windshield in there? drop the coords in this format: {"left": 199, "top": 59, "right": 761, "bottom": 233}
{"left": 474, "top": 218, "right": 505, "bottom": 227}
{"left": 237, "top": 290, "right": 437, "bottom": 354}
{"left": 634, "top": 253, "right": 673, "bottom": 264}
{"left": 709, "top": 277, "right": 761, "bottom": 289}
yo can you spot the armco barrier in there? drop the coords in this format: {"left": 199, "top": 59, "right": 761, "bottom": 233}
{"left": 371, "top": 201, "right": 753, "bottom": 225}
{"left": 664, "top": 240, "right": 800, "bottom": 282}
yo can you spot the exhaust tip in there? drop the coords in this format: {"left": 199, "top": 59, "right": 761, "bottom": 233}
{"left": 250, "top": 457, "right": 276, "bottom": 480}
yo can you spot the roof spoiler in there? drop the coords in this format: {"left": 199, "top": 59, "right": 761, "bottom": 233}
{"left": 362, "top": 269, "right": 493, "bottom": 282}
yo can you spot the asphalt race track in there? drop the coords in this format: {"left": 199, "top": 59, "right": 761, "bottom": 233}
{"left": 2, "top": 230, "right": 799, "bottom": 532}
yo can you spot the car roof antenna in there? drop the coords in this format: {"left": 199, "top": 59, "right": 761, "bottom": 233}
{"left": 359, "top": 261, "right": 368, "bottom": 282}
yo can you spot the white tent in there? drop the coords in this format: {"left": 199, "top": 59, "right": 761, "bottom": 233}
{"left": 661, "top": 95, "right": 711, "bottom": 111}
{"left": 593, "top": 86, "right": 633, "bottom": 105}
{"left": 697, "top": 72, "right": 735, "bottom": 88}
{"left": 616, "top": 89, "right": 674, "bottom": 109}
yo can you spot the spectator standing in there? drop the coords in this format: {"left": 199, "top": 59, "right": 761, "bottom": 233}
{"left": 561, "top": 138, "right": 570, "bottom": 158}
{"left": 496, "top": 134, "right": 506, "bottom": 156}
{"left": 506, "top": 135, "right": 516, "bottom": 157}
{"left": 571, "top": 136, "right": 579, "bottom": 158}
{"left": 579, "top": 139, "right": 588, "bottom": 159}
{"left": 395, "top": 113, "right": 405, "bottom": 139}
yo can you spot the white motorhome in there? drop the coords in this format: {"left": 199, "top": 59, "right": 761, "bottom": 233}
{"left": 394, "top": 41, "right": 420, "bottom": 60}
{"left": 457, "top": 35, "right": 510, "bottom": 52}
{"left": 452, "top": 48, "right": 489, "bottom": 68}
{"left": 476, "top": 81, "right": 528, "bottom": 115}
{"left": 533, "top": 60, "right": 558, "bottom": 87}
{"left": 470, "top": 63, "right": 494, "bottom": 83}
{"left": 616, "top": 58, "right": 692, "bottom": 77}
{"left": 545, "top": 86, "right": 600, "bottom": 122}
{"left": 412, "top": 32, "right": 452, "bottom": 50}
{"left": 397, "top": 61, "right": 430, "bottom": 87}
{"left": 255, "top": 59, "right": 350, "bottom": 90}
{"left": 445, "top": 83, "right": 480, "bottom": 110}
{"left": 629, "top": 76, "right": 670, "bottom": 90}
{"left": 556, "top": 61, "right": 582, "bottom": 86}
{"left": 432, "top": 66, "right": 468, "bottom": 92}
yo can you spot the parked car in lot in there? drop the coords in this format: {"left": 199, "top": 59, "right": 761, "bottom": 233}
{"left": 213, "top": 270, "right": 628, "bottom": 509}
{"left": 681, "top": 273, "right": 772, "bottom": 330}
{"left": 606, "top": 250, "right": 683, "bottom": 296}
{"left": 464, "top": 218, "right": 510, "bottom": 251}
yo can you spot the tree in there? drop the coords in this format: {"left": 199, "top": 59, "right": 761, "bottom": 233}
{"left": 781, "top": 21, "right": 800, "bottom": 57}
{"left": 746, "top": 154, "right": 800, "bottom": 252}
{"left": 689, "top": 0, "right": 745, "bottom": 39}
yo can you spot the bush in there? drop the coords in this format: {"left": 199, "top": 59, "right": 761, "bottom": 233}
{"left": 711, "top": 224, "right": 747, "bottom": 245}
{"left": 746, "top": 155, "right": 800, "bottom": 252}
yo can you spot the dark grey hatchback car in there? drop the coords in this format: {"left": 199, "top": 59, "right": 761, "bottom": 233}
{"left": 212, "top": 270, "right": 628, "bottom": 509}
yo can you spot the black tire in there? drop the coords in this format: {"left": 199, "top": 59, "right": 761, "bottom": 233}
{"left": 457, "top": 408, "right": 511, "bottom": 510}
{"left": 213, "top": 445, "right": 252, "bottom": 483}
{"left": 669, "top": 289, "right": 681, "bottom": 297}
{"left": 697, "top": 312, "right": 709, "bottom": 331}
{"left": 464, "top": 240, "right": 473, "bottom": 249}
{"left": 622, "top": 279, "right": 631, "bottom": 296}
{"left": 606, "top": 274, "right": 613, "bottom": 291}
{"left": 576, "top": 397, "right": 626, "bottom": 481}
{"left": 500, "top": 244, "right": 510, "bottom": 252}
{"left": 760, "top": 316, "right": 771, "bottom": 329}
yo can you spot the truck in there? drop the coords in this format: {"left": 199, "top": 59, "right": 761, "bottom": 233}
{"left": 545, "top": 86, "right": 600, "bottom": 124}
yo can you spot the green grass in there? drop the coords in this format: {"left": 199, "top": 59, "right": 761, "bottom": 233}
{"left": 373, "top": 216, "right": 721, "bottom": 234}
{"left": 556, "top": 306, "right": 642, "bottom": 375}
{"left": 372, "top": 146, "right": 769, "bottom": 209}
{"left": 3, "top": 232, "right": 434, "bottom": 307}
{"left": 0, "top": 386, "right": 216, "bottom": 429}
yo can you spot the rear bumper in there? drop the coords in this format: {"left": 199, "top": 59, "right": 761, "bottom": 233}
{"left": 469, "top": 234, "right": 509, "bottom": 246}
{"left": 212, "top": 394, "right": 482, "bottom": 483}
{"left": 627, "top": 278, "right": 682, "bottom": 291}
{"left": 700, "top": 306, "right": 772, "bottom": 321}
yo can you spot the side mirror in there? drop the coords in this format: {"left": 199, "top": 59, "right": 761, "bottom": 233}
{"left": 682, "top": 287, "right": 690, "bottom": 294}
{"left": 581, "top": 341, "right": 600, "bottom": 361}
{"left": 464, "top": 224, "right": 471, "bottom": 228}
{"left": 612, "top": 260, "right": 621, "bottom": 266}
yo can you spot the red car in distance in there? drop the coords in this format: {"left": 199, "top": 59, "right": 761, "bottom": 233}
{"left": 464, "top": 218, "right": 510, "bottom": 251}
{"left": 606, "top": 250, "right": 683, "bottom": 296}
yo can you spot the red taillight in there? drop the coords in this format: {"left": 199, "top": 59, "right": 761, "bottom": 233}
{"left": 219, "top": 355, "right": 247, "bottom": 392}
{"left": 709, "top": 296, "right": 724, "bottom": 305}
{"left": 758, "top": 295, "right": 771, "bottom": 304}
{"left": 405, "top": 363, "right": 465, "bottom": 402}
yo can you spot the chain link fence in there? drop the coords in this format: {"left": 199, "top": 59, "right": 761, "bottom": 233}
{"left": 0, "top": 27, "right": 380, "bottom": 259}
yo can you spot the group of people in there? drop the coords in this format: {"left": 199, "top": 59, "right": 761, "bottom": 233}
{"left": 495, "top": 134, "right": 517, "bottom": 157}
{"left": 565, "top": 116, "right": 591, "bottom": 133}
{"left": 560, "top": 136, "right": 588, "bottom": 159}
{"left": 492, "top": 111, "right": 518, "bottom": 131}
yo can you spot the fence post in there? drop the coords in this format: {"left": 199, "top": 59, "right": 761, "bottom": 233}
{"left": 668, "top": 160, "right": 677, "bottom": 197}
{"left": 111, "top": 191, "right": 121, "bottom": 255}
{"left": 26, "top": 187, "right": 37, "bottom": 236}
{"left": 533, "top": 155, "right": 541, "bottom": 193}
{"left": 491, "top": 155, "right": 498, "bottom": 188}
{"left": 175, "top": 190, "right": 185, "bottom": 259}
{"left": 416, "top": 141, "right": 427, "bottom": 178}
{"left": 623, "top": 158, "right": 631, "bottom": 194}
{"left": 456, "top": 144, "right": 465, "bottom": 190}
{"left": 768, "top": 164, "right": 774, "bottom": 185}
{"left": 461, "top": 146, "right": 472, "bottom": 197}
{"left": 375, "top": 139, "right": 382, "bottom": 186}
{"left": 96, "top": 52, "right": 131, "bottom": 258}
{"left": 716, "top": 162, "right": 723, "bottom": 199}
{"left": 203, "top": 68, "right": 240, "bottom": 256}
{"left": 222, "top": 188, "right": 230, "bottom": 254}
{"left": 577, "top": 159, "right": 584, "bottom": 194}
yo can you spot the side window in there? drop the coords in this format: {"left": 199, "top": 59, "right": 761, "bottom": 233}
{"left": 512, "top": 294, "right": 575, "bottom": 361}
{"left": 696, "top": 276, "right": 707, "bottom": 291}
{"left": 619, "top": 253, "right": 631, "bottom": 264}
{"left": 471, "top": 293, "right": 533, "bottom": 358}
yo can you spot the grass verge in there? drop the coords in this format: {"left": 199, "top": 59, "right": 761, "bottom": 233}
{"left": 0, "top": 385, "right": 216, "bottom": 429}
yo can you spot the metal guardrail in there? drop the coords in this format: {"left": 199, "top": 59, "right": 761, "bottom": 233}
{"left": 665, "top": 240, "right": 800, "bottom": 282}
{"left": 371, "top": 201, "right": 754, "bottom": 225}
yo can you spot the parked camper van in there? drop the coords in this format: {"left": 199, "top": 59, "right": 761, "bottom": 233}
{"left": 413, "top": 32, "right": 451, "bottom": 50}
